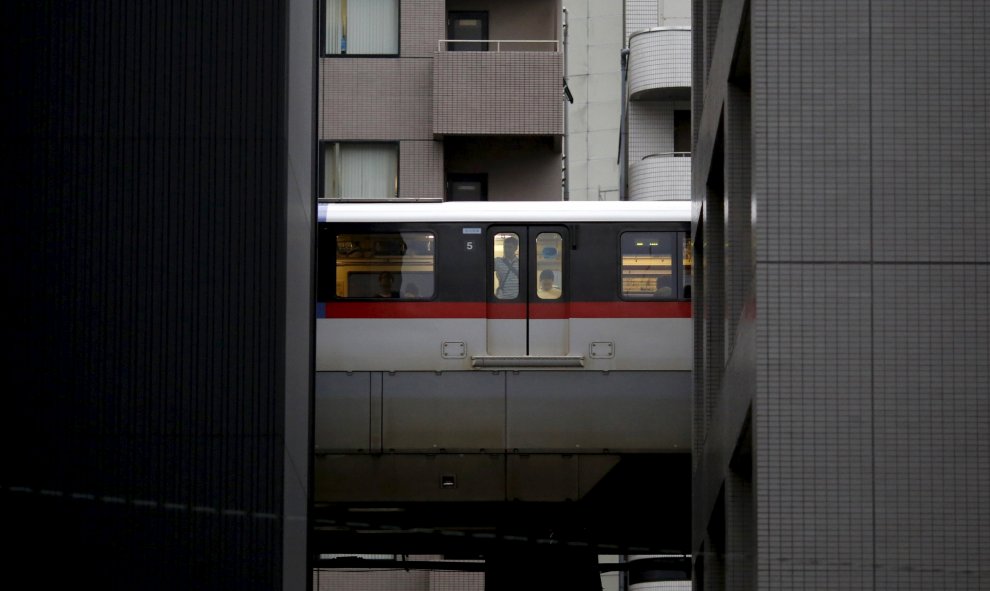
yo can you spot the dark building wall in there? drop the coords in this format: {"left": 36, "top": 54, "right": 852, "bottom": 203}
{"left": 693, "top": 0, "right": 990, "bottom": 589}
{"left": 1, "top": 1, "right": 310, "bottom": 588}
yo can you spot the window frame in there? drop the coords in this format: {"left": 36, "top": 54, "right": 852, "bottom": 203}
{"left": 331, "top": 229, "right": 437, "bottom": 301}
{"left": 321, "top": 141, "right": 400, "bottom": 200}
{"left": 534, "top": 232, "right": 564, "bottom": 301}
{"left": 322, "top": 0, "right": 401, "bottom": 57}
{"left": 617, "top": 230, "right": 683, "bottom": 301}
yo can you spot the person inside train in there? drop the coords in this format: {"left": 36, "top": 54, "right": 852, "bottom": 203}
{"left": 655, "top": 274, "right": 674, "bottom": 297}
{"left": 376, "top": 271, "right": 399, "bottom": 298}
{"left": 494, "top": 236, "right": 519, "bottom": 299}
{"left": 402, "top": 283, "right": 420, "bottom": 299}
{"left": 537, "top": 269, "right": 561, "bottom": 300}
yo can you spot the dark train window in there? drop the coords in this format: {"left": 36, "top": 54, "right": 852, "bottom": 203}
{"left": 335, "top": 232, "right": 435, "bottom": 299}
{"left": 680, "top": 233, "right": 692, "bottom": 299}
{"left": 535, "top": 232, "right": 563, "bottom": 300}
{"left": 620, "top": 232, "right": 677, "bottom": 299}
{"left": 493, "top": 232, "right": 520, "bottom": 300}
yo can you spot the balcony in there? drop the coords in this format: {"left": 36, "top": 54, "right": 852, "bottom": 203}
{"left": 628, "top": 27, "right": 691, "bottom": 101}
{"left": 628, "top": 153, "right": 691, "bottom": 201}
{"left": 432, "top": 41, "right": 563, "bottom": 137}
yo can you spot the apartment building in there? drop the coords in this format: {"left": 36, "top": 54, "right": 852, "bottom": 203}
{"left": 692, "top": 1, "right": 989, "bottom": 589}
{"left": 621, "top": 0, "right": 692, "bottom": 202}
{"left": 563, "top": 0, "right": 691, "bottom": 203}
{"left": 320, "top": 0, "right": 564, "bottom": 202}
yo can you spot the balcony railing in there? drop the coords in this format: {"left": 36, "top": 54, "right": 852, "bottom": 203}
{"left": 628, "top": 152, "right": 691, "bottom": 201}
{"left": 643, "top": 152, "right": 691, "bottom": 159}
{"left": 437, "top": 39, "right": 560, "bottom": 52}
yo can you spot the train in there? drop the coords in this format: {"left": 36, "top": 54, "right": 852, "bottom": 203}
{"left": 316, "top": 200, "right": 692, "bottom": 373}
{"left": 313, "top": 200, "right": 694, "bottom": 544}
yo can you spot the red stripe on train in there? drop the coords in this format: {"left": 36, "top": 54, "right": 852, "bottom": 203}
{"left": 570, "top": 301, "right": 691, "bottom": 318}
{"left": 322, "top": 302, "right": 486, "bottom": 319}
{"left": 321, "top": 301, "right": 690, "bottom": 319}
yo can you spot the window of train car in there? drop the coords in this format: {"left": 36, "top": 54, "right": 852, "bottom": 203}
{"left": 535, "top": 233, "right": 563, "bottom": 300}
{"left": 680, "top": 233, "right": 693, "bottom": 299}
{"left": 335, "top": 232, "right": 435, "bottom": 299}
{"left": 620, "top": 232, "right": 677, "bottom": 299}
{"left": 493, "top": 233, "right": 520, "bottom": 299}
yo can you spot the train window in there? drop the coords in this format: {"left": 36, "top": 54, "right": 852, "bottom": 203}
{"left": 535, "top": 233, "right": 563, "bottom": 300}
{"left": 334, "top": 232, "right": 435, "bottom": 299}
{"left": 620, "top": 232, "right": 677, "bottom": 299}
{"left": 680, "top": 233, "right": 693, "bottom": 299}
{"left": 493, "top": 233, "right": 520, "bottom": 299}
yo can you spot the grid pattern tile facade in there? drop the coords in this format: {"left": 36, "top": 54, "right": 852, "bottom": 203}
{"left": 400, "top": 0, "right": 445, "bottom": 57}
{"left": 320, "top": 58, "right": 433, "bottom": 140}
{"left": 702, "top": 0, "right": 721, "bottom": 82}
{"left": 694, "top": 0, "right": 990, "bottom": 589}
{"left": 870, "top": 1, "right": 989, "bottom": 262}
{"left": 757, "top": 0, "right": 872, "bottom": 264}
{"left": 873, "top": 264, "right": 990, "bottom": 590}
{"left": 629, "top": 102, "right": 673, "bottom": 160}
{"left": 628, "top": 155, "right": 691, "bottom": 201}
{"left": 626, "top": 0, "right": 658, "bottom": 37}
{"left": 757, "top": 264, "right": 876, "bottom": 590}
{"left": 398, "top": 140, "right": 443, "bottom": 199}
{"left": 629, "top": 29, "right": 691, "bottom": 97}
{"left": 725, "top": 468, "right": 755, "bottom": 591}
{"left": 433, "top": 51, "right": 563, "bottom": 135}
{"left": 701, "top": 187, "right": 724, "bottom": 440}
{"left": 724, "top": 84, "right": 752, "bottom": 358}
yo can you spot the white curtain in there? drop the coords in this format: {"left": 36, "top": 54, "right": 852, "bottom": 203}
{"left": 326, "top": 143, "right": 398, "bottom": 199}
{"left": 347, "top": 0, "right": 398, "bottom": 55}
{"left": 324, "top": 144, "right": 339, "bottom": 196}
{"left": 325, "top": 0, "right": 343, "bottom": 54}
{"left": 326, "top": 0, "right": 398, "bottom": 55}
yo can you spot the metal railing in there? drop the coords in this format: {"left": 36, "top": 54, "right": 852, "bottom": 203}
{"left": 642, "top": 152, "right": 691, "bottom": 160}
{"left": 438, "top": 39, "right": 560, "bottom": 52}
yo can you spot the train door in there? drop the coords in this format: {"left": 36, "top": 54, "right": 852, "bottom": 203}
{"left": 487, "top": 226, "right": 568, "bottom": 357}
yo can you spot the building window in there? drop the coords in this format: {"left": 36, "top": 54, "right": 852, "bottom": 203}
{"left": 323, "top": 142, "right": 398, "bottom": 199}
{"left": 674, "top": 110, "right": 691, "bottom": 154}
{"left": 325, "top": 0, "right": 399, "bottom": 55}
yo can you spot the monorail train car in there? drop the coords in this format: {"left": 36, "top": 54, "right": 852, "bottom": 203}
{"left": 314, "top": 200, "right": 693, "bottom": 519}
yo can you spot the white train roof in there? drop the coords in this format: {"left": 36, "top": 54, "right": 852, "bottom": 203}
{"left": 318, "top": 200, "right": 692, "bottom": 223}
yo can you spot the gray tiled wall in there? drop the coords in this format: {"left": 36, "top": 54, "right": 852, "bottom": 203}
{"left": 873, "top": 265, "right": 990, "bottom": 589}
{"left": 319, "top": 58, "right": 433, "bottom": 140}
{"left": 400, "top": 0, "right": 445, "bottom": 57}
{"left": 695, "top": 0, "right": 990, "bottom": 589}
{"left": 399, "top": 140, "right": 444, "bottom": 199}
{"left": 724, "top": 84, "right": 751, "bottom": 359}
{"left": 756, "top": 0, "right": 872, "bottom": 264}
{"left": 756, "top": 264, "right": 875, "bottom": 589}
{"left": 870, "top": 1, "right": 989, "bottom": 263}
{"left": 432, "top": 52, "right": 563, "bottom": 135}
